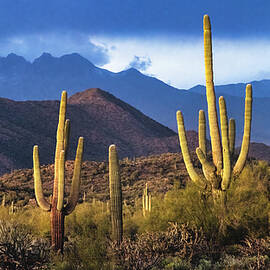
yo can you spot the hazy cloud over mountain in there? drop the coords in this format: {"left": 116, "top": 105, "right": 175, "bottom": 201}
{"left": 128, "top": 56, "right": 152, "bottom": 71}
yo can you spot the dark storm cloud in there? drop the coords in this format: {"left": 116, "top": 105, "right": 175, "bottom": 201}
{"left": 128, "top": 56, "right": 152, "bottom": 71}
{"left": 0, "top": 0, "right": 269, "bottom": 38}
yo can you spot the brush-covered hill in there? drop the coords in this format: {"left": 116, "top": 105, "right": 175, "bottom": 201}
{"left": 0, "top": 153, "right": 191, "bottom": 206}
{"left": 0, "top": 148, "right": 265, "bottom": 208}
{"left": 0, "top": 88, "right": 201, "bottom": 175}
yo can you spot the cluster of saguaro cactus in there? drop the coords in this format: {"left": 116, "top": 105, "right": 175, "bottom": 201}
{"left": 142, "top": 183, "right": 151, "bottom": 217}
{"left": 176, "top": 15, "right": 252, "bottom": 210}
{"left": 109, "top": 144, "right": 123, "bottom": 245}
{"left": 33, "top": 91, "right": 84, "bottom": 253}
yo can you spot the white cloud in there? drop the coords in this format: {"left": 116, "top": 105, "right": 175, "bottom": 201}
{"left": 91, "top": 36, "right": 270, "bottom": 89}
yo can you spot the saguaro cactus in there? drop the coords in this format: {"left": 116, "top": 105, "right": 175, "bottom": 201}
{"left": 142, "top": 183, "right": 152, "bottom": 217}
{"left": 1, "top": 194, "right": 5, "bottom": 207}
{"left": 109, "top": 144, "right": 123, "bottom": 244}
{"left": 176, "top": 15, "right": 252, "bottom": 210}
{"left": 33, "top": 91, "right": 84, "bottom": 253}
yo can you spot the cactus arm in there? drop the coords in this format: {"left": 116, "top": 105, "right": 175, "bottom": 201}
{"left": 64, "top": 119, "right": 70, "bottom": 159}
{"left": 33, "top": 145, "right": 50, "bottom": 211}
{"left": 109, "top": 144, "right": 123, "bottom": 244}
{"left": 229, "top": 118, "right": 236, "bottom": 156}
{"left": 64, "top": 137, "right": 84, "bottom": 215}
{"left": 199, "top": 110, "right": 207, "bottom": 156}
{"left": 219, "top": 97, "right": 231, "bottom": 190}
{"left": 203, "top": 14, "right": 222, "bottom": 169}
{"left": 233, "top": 84, "right": 252, "bottom": 176}
{"left": 57, "top": 150, "right": 65, "bottom": 211}
{"left": 177, "top": 111, "right": 206, "bottom": 188}
{"left": 53, "top": 91, "right": 67, "bottom": 198}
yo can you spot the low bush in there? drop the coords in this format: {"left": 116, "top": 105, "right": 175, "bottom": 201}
{"left": 0, "top": 220, "right": 50, "bottom": 269}
{"left": 110, "top": 223, "right": 209, "bottom": 270}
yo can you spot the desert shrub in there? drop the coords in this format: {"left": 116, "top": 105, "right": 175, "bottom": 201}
{"left": 133, "top": 183, "right": 219, "bottom": 238}
{"left": 234, "top": 236, "right": 270, "bottom": 269}
{"left": 7, "top": 207, "right": 51, "bottom": 238}
{"left": 110, "top": 223, "right": 208, "bottom": 270}
{"left": 217, "top": 253, "right": 270, "bottom": 270}
{"left": 0, "top": 220, "right": 50, "bottom": 269}
{"left": 161, "top": 257, "right": 192, "bottom": 269}
{"left": 56, "top": 202, "right": 111, "bottom": 269}
{"left": 226, "top": 162, "right": 270, "bottom": 240}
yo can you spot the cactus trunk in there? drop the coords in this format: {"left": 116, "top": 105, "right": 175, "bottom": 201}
{"left": 51, "top": 206, "right": 65, "bottom": 252}
{"left": 109, "top": 144, "right": 123, "bottom": 244}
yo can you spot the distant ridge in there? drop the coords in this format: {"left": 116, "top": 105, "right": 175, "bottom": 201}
{"left": 189, "top": 80, "right": 270, "bottom": 98}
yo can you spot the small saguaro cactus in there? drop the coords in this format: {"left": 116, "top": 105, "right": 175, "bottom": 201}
{"left": 109, "top": 144, "right": 123, "bottom": 245}
{"left": 33, "top": 91, "right": 84, "bottom": 253}
{"left": 176, "top": 15, "right": 252, "bottom": 210}
{"left": 142, "top": 183, "right": 152, "bottom": 217}
{"left": 1, "top": 194, "right": 5, "bottom": 207}
{"left": 9, "top": 201, "right": 14, "bottom": 214}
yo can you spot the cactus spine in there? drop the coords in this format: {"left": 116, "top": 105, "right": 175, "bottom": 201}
{"left": 176, "top": 15, "right": 252, "bottom": 213}
{"left": 109, "top": 144, "right": 123, "bottom": 244}
{"left": 33, "top": 91, "right": 84, "bottom": 253}
{"left": 142, "top": 183, "right": 151, "bottom": 217}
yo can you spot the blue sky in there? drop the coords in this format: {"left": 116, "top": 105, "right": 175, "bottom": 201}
{"left": 1, "top": 0, "right": 270, "bottom": 88}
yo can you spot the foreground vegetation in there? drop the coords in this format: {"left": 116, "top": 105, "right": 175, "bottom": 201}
{"left": 0, "top": 14, "right": 269, "bottom": 270}
{"left": 0, "top": 159, "right": 269, "bottom": 269}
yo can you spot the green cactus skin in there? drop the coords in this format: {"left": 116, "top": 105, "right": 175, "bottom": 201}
{"left": 199, "top": 110, "right": 207, "bottom": 157}
{"left": 233, "top": 84, "right": 252, "bottom": 176}
{"left": 229, "top": 118, "right": 236, "bottom": 156}
{"left": 33, "top": 91, "right": 84, "bottom": 253}
{"left": 109, "top": 144, "right": 123, "bottom": 244}
{"left": 219, "top": 97, "right": 231, "bottom": 190}
{"left": 177, "top": 111, "right": 207, "bottom": 189}
{"left": 204, "top": 14, "right": 222, "bottom": 170}
{"left": 176, "top": 15, "right": 253, "bottom": 227}
{"left": 142, "top": 183, "right": 152, "bottom": 217}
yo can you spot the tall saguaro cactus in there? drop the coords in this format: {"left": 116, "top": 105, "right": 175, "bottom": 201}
{"left": 109, "top": 144, "right": 123, "bottom": 244}
{"left": 142, "top": 183, "right": 152, "bottom": 217}
{"left": 33, "top": 91, "right": 84, "bottom": 253}
{"left": 176, "top": 15, "right": 253, "bottom": 213}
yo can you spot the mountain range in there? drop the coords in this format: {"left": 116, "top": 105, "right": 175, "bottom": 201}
{"left": 0, "top": 52, "right": 269, "bottom": 146}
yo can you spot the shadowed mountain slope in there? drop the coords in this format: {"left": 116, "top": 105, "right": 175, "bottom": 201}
{"left": 0, "top": 88, "right": 204, "bottom": 175}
